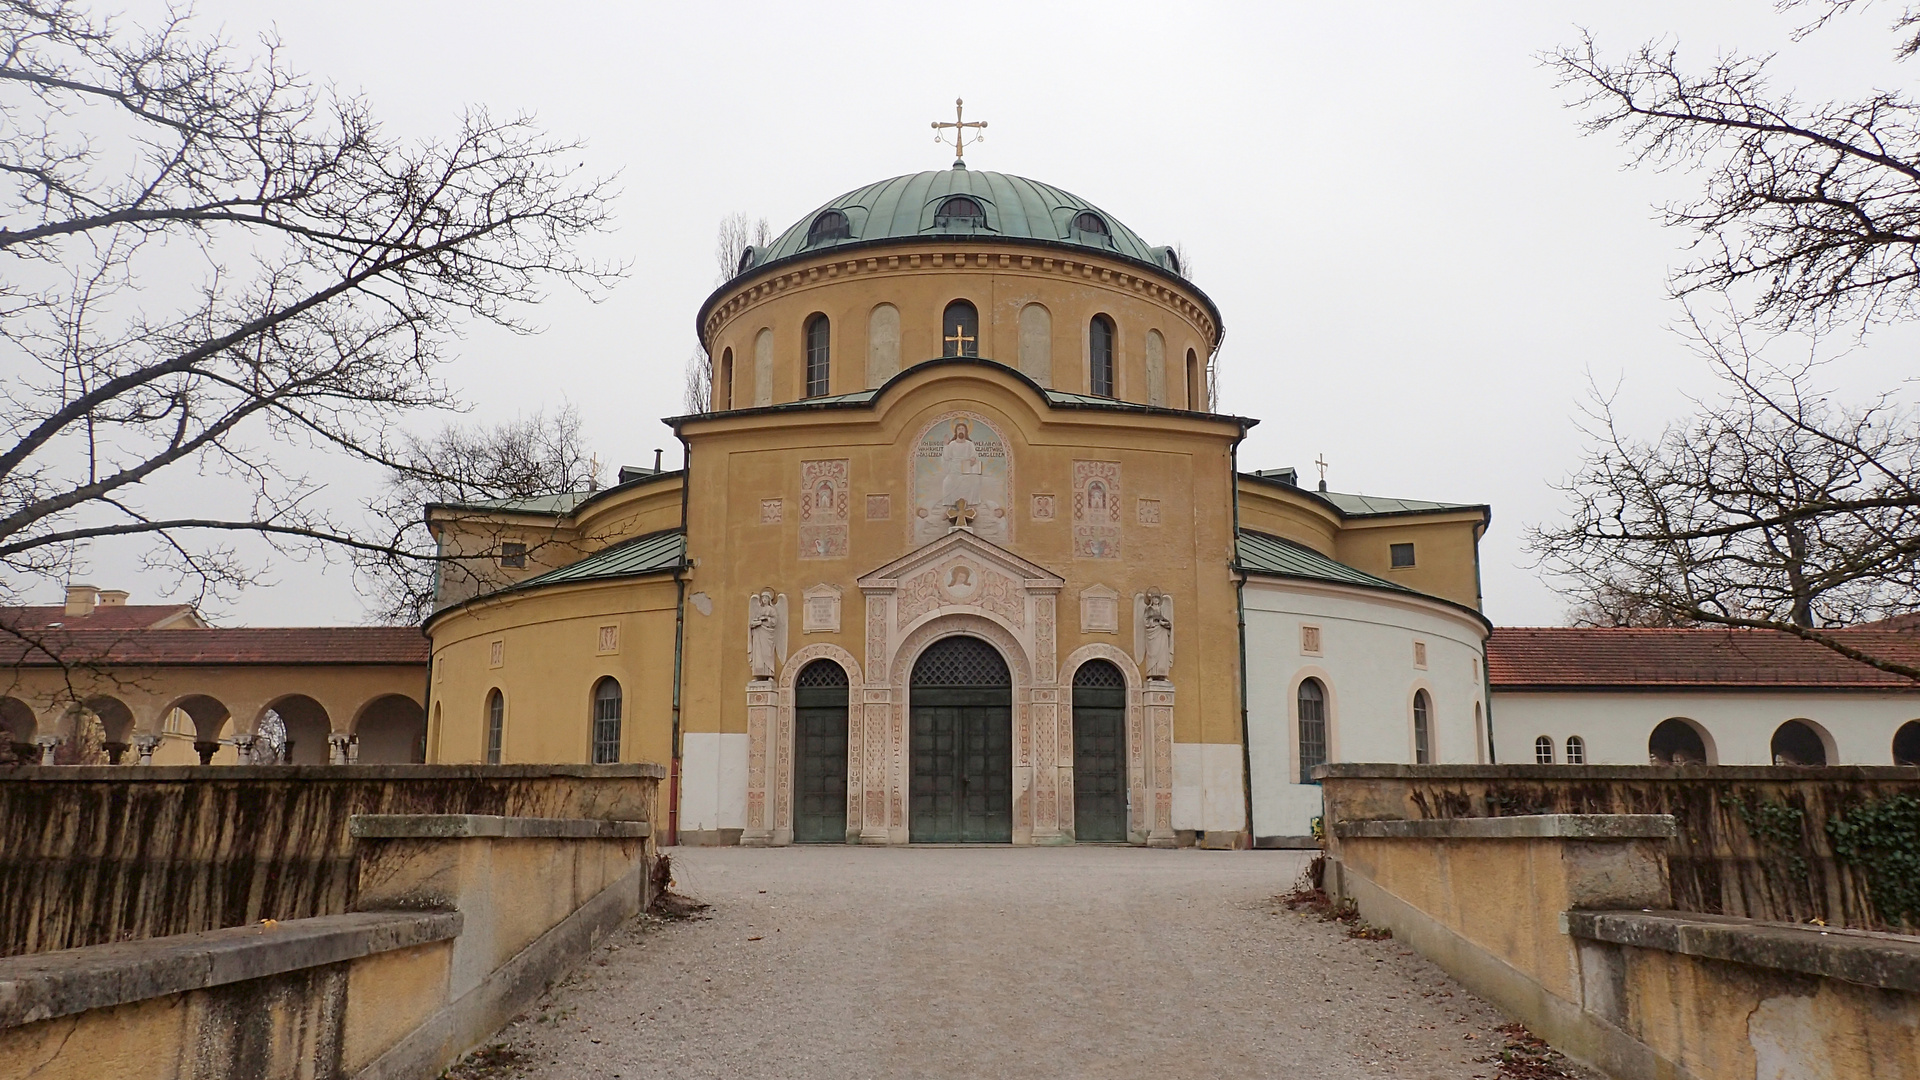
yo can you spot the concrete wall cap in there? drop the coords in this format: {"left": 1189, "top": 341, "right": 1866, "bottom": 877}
{"left": 1567, "top": 909, "right": 1920, "bottom": 993}
{"left": 1335, "top": 814, "right": 1678, "bottom": 840}
{"left": 0, "top": 910, "right": 461, "bottom": 1030}
{"left": 0, "top": 762, "right": 668, "bottom": 782}
{"left": 349, "top": 814, "right": 650, "bottom": 839}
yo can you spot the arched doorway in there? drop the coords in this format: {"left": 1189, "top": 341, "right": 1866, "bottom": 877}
{"left": 794, "top": 659, "right": 850, "bottom": 843}
{"left": 354, "top": 694, "right": 426, "bottom": 764}
{"left": 1649, "top": 717, "right": 1711, "bottom": 765}
{"left": 1771, "top": 719, "right": 1830, "bottom": 766}
{"left": 909, "top": 636, "right": 1012, "bottom": 843}
{"left": 0, "top": 697, "right": 35, "bottom": 764}
{"left": 1072, "top": 660, "right": 1126, "bottom": 842}
{"left": 262, "top": 695, "right": 332, "bottom": 765}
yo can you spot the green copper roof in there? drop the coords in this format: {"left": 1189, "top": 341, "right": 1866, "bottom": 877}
{"left": 740, "top": 167, "right": 1185, "bottom": 279}
{"left": 1318, "top": 491, "right": 1480, "bottom": 517}
{"left": 431, "top": 490, "right": 595, "bottom": 516}
{"left": 516, "top": 531, "right": 686, "bottom": 589}
{"left": 1235, "top": 530, "right": 1412, "bottom": 593}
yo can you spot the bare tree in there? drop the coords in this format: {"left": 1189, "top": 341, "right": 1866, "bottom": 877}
{"left": 1546, "top": 7, "right": 1920, "bottom": 330}
{"left": 1539, "top": 5, "right": 1920, "bottom": 674}
{"left": 0, "top": 2, "right": 619, "bottom": 644}
{"left": 683, "top": 346, "right": 711, "bottom": 414}
{"left": 356, "top": 407, "right": 596, "bottom": 624}
{"left": 713, "top": 211, "right": 772, "bottom": 286}
{"left": 1530, "top": 311, "right": 1920, "bottom": 678}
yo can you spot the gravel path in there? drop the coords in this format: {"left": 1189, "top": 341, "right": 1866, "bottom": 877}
{"left": 468, "top": 846, "right": 1586, "bottom": 1080}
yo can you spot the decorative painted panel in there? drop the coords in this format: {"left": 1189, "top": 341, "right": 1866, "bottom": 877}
{"left": 913, "top": 412, "right": 1011, "bottom": 546}
{"left": 799, "top": 459, "right": 849, "bottom": 559}
{"left": 1073, "top": 460, "right": 1121, "bottom": 559}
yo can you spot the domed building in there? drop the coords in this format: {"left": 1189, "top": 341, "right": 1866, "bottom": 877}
{"left": 423, "top": 161, "right": 1494, "bottom": 848}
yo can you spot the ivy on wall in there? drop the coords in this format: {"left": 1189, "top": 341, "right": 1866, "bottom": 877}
{"left": 1827, "top": 794, "right": 1920, "bottom": 929}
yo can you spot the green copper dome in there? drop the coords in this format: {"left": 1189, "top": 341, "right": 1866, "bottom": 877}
{"left": 734, "top": 165, "right": 1186, "bottom": 281}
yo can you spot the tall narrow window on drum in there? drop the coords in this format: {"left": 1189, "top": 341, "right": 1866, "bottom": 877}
{"left": 1298, "top": 678, "right": 1328, "bottom": 783}
{"left": 591, "top": 678, "right": 622, "bottom": 764}
{"left": 1089, "top": 314, "right": 1116, "bottom": 397}
{"left": 804, "top": 314, "right": 831, "bottom": 398}
{"left": 485, "top": 689, "right": 504, "bottom": 765}
{"left": 942, "top": 300, "right": 979, "bottom": 357}
{"left": 1412, "top": 689, "right": 1431, "bottom": 765}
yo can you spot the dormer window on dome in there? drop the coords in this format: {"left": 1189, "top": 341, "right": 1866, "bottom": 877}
{"left": 1071, "top": 211, "right": 1112, "bottom": 246}
{"left": 806, "top": 211, "right": 851, "bottom": 247}
{"left": 934, "top": 196, "right": 986, "bottom": 230}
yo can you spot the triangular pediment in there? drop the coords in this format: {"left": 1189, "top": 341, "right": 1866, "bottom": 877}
{"left": 857, "top": 529, "right": 1063, "bottom": 590}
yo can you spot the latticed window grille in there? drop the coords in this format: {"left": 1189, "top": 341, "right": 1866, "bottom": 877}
{"left": 486, "top": 689, "right": 504, "bottom": 765}
{"left": 796, "top": 659, "right": 849, "bottom": 688}
{"left": 805, "top": 315, "right": 831, "bottom": 397}
{"left": 1298, "top": 678, "right": 1327, "bottom": 784}
{"left": 1412, "top": 689, "right": 1431, "bottom": 765}
{"left": 934, "top": 196, "right": 986, "bottom": 230}
{"left": 591, "top": 678, "right": 622, "bottom": 764}
{"left": 911, "top": 636, "right": 1010, "bottom": 687}
{"left": 1534, "top": 736, "right": 1555, "bottom": 765}
{"left": 1565, "top": 736, "right": 1586, "bottom": 765}
{"left": 1073, "top": 660, "right": 1125, "bottom": 689}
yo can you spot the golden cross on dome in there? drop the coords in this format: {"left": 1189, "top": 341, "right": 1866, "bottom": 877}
{"left": 932, "top": 98, "right": 986, "bottom": 162}
{"left": 944, "top": 323, "right": 975, "bottom": 355}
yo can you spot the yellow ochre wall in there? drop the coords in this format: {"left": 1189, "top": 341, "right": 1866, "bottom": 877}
{"left": 674, "top": 361, "right": 1246, "bottom": 747}
{"left": 427, "top": 577, "right": 680, "bottom": 768}
{"left": 1236, "top": 479, "right": 1486, "bottom": 611}
{"left": 700, "top": 242, "right": 1218, "bottom": 408}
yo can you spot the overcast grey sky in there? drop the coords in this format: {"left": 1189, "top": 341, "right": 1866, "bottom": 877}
{"left": 57, "top": 1, "right": 1920, "bottom": 626}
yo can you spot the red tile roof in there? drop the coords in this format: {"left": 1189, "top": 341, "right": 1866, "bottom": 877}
{"left": 0, "top": 604, "right": 200, "bottom": 631}
{"left": 1487, "top": 627, "right": 1920, "bottom": 691}
{"left": 0, "top": 627, "right": 428, "bottom": 667}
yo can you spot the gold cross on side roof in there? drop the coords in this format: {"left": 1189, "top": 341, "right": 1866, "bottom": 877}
{"left": 932, "top": 98, "right": 986, "bottom": 162}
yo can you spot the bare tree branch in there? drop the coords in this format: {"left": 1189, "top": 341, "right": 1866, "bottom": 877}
{"left": 0, "top": 1, "right": 622, "bottom": 633}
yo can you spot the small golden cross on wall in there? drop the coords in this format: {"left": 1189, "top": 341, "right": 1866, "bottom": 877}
{"left": 932, "top": 98, "right": 986, "bottom": 161}
{"left": 945, "top": 498, "right": 978, "bottom": 530}
{"left": 944, "top": 323, "right": 975, "bottom": 356}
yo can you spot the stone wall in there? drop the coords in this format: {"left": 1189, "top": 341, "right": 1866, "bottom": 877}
{"left": 1321, "top": 766, "right": 1920, "bottom": 1080}
{"left": 1319, "top": 762, "right": 1920, "bottom": 931}
{"left": 0, "top": 765, "right": 663, "bottom": 1079}
{"left": 0, "top": 763, "right": 660, "bottom": 955}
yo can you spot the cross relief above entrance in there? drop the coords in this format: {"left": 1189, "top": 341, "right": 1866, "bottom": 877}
{"left": 741, "top": 529, "right": 1175, "bottom": 847}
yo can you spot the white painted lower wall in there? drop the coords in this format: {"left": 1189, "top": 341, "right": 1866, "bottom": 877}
{"left": 678, "top": 731, "right": 747, "bottom": 833}
{"left": 1491, "top": 690, "right": 1920, "bottom": 767}
{"left": 1243, "top": 578, "right": 1489, "bottom": 841}
{"left": 1171, "top": 742, "right": 1247, "bottom": 833}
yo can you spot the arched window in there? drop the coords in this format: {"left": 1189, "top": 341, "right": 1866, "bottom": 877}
{"left": 1298, "top": 678, "right": 1328, "bottom": 784}
{"left": 1072, "top": 211, "right": 1110, "bottom": 242}
{"left": 1565, "top": 735, "right": 1586, "bottom": 764}
{"left": 1412, "top": 689, "right": 1431, "bottom": 765}
{"left": 718, "top": 348, "right": 733, "bottom": 410}
{"left": 1771, "top": 719, "right": 1829, "bottom": 766}
{"left": 1185, "top": 349, "right": 1202, "bottom": 410}
{"left": 736, "top": 246, "right": 756, "bottom": 276}
{"left": 804, "top": 314, "right": 831, "bottom": 398}
{"left": 1089, "top": 315, "right": 1115, "bottom": 398}
{"left": 941, "top": 300, "right": 979, "bottom": 357}
{"left": 806, "top": 210, "right": 850, "bottom": 246}
{"left": 485, "top": 689, "right": 504, "bottom": 765}
{"left": 1649, "top": 717, "right": 1709, "bottom": 765}
{"left": 1534, "top": 736, "right": 1555, "bottom": 765}
{"left": 934, "top": 196, "right": 986, "bottom": 230}
{"left": 591, "top": 678, "right": 622, "bottom": 764}
{"left": 1896, "top": 721, "right": 1920, "bottom": 766}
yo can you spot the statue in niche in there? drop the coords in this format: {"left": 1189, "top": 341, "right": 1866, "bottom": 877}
{"left": 748, "top": 588, "right": 786, "bottom": 681}
{"left": 1142, "top": 590, "right": 1173, "bottom": 680}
